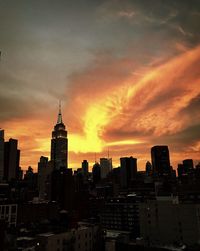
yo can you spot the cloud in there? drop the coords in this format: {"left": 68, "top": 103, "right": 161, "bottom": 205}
{"left": 63, "top": 44, "right": 200, "bottom": 169}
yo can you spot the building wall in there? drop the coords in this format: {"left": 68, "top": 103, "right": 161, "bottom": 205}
{"left": 37, "top": 223, "right": 102, "bottom": 251}
{"left": 139, "top": 198, "right": 200, "bottom": 246}
{"left": 100, "top": 158, "right": 112, "bottom": 179}
{"left": 151, "top": 146, "right": 171, "bottom": 175}
{"left": 37, "top": 231, "right": 73, "bottom": 251}
{"left": 38, "top": 157, "right": 53, "bottom": 200}
{"left": 100, "top": 196, "right": 140, "bottom": 238}
{"left": 74, "top": 226, "right": 93, "bottom": 251}
{"left": 4, "top": 139, "right": 19, "bottom": 181}
{"left": 0, "top": 130, "right": 4, "bottom": 181}
{"left": 120, "top": 157, "right": 137, "bottom": 188}
{"left": 0, "top": 203, "right": 17, "bottom": 227}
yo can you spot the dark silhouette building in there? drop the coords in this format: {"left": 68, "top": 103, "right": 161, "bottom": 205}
{"left": 51, "top": 103, "right": 68, "bottom": 170}
{"left": 92, "top": 162, "right": 101, "bottom": 184}
{"left": 82, "top": 159, "right": 89, "bottom": 175}
{"left": 178, "top": 159, "right": 195, "bottom": 184}
{"left": 100, "top": 157, "right": 112, "bottom": 179}
{"left": 151, "top": 145, "right": 171, "bottom": 176}
{"left": 101, "top": 195, "right": 141, "bottom": 238}
{"left": 4, "top": 138, "right": 20, "bottom": 181}
{"left": 38, "top": 156, "right": 53, "bottom": 200}
{"left": 145, "top": 161, "right": 152, "bottom": 176}
{"left": 183, "top": 159, "right": 194, "bottom": 171}
{"left": 120, "top": 157, "right": 137, "bottom": 188}
{"left": 0, "top": 130, "right": 4, "bottom": 181}
{"left": 51, "top": 168, "right": 74, "bottom": 210}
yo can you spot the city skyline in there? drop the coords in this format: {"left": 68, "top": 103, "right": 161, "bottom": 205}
{"left": 0, "top": 0, "right": 200, "bottom": 170}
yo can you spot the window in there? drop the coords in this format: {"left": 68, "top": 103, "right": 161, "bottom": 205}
{"left": 11, "top": 206, "right": 16, "bottom": 214}
{"left": 6, "top": 206, "right": 9, "bottom": 214}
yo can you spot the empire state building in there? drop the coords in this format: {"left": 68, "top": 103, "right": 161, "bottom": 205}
{"left": 51, "top": 104, "right": 68, "bottom": 169}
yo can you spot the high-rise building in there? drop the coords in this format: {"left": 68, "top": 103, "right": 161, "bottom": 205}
{"left": 151, "top": 145, "right": 171, "bottom": 176}
{"left": 38, "top": 156, "right": 53, "bottom": 200}
{"left": 92, "top": 162, "right": 101, "bottom": 184}
{"left": 51, "top": 103, "right": 68, "bottom": 170}
{"left": 178, "top": 159, "right": 194, "bottom": 184}
{"left": 0, "top": 130, "right": 4, "bottom": 181}
{"left": 145, "top": 161, "right": 152, "bottom": 176}
{"left": 82, "top": 160, "right": 89, "bottom": 175}
{"left": 183, "top": 159, "right": 194, "bottom": 171}
{"left": 51, "top": 168, "right": 74, "bottom": 210}
{"left": 100, "top": 158, "right": 112, "bottom": 179}
{"left": 120, "top": 157, "right": 137, "bottom": 188}
{"left": 4, "top": 138, "right": 20, "bottom": 181}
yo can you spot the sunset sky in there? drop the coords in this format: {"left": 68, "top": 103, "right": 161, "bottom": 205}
{"left": 0, "top": 0, "right": 200, "bottom": 171}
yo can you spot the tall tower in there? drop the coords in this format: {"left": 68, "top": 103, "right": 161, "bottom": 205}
{"left": 120, "top": 157, "right": 137, "bottom": 188}
{"left": 4, "top": 138, "right": 20, "bottom": 181}
{"left": 151, "top": 145, "right": 170, "bottom": 176}
{"left": 51, "top": 103, "right": 68, "bottom": 170}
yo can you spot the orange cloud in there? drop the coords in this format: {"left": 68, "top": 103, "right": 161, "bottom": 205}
{"left": 2, "top": 45, "right": 200, "bottom": 171}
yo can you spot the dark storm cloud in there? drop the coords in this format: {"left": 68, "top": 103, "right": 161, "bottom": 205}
{"left": 178, "top": 94, "right": 200, "bottom": 121}
{"left": 154, "top": 124, "right": 200, "bottom": 157}
{"left": 98, "top": 0, "right": 200, "bottom": 47}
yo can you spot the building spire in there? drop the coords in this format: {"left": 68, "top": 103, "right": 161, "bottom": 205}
{"left": 57, "top": 100, "right": 63, "bottom": 124}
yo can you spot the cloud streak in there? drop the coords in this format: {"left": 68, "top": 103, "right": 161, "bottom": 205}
{"left": 64, "top": 44, "right": 200, "bottom": 168}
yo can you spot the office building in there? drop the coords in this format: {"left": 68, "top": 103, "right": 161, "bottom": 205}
{"left": 178, "top": 159, "right": 195, "bottom": 184}
{"left": 92, "top": 162, "right": 101, "bottom": 184}
{"left": 38, "top": 156, "right": 53, "bottom": 200}
{"left": 100, "top": 158, "right": 112, "bottom": 179}
{"left": 0, "top": 203, "right": 17, "bottom": 227}
{"left": 51, "top": 168, "right": 74, "bottom": 210}
{"left": 4, "top": 138, "right": 20, "bottom": 181}
{"left": 120, "top": 157, "right": 137, "bottom": 188}
{"left": 151, "top": 145, "right": 171, "bottom": 176}
{"left": 100, "top": 195, "right": 141, "bottom": 238}
{"left": 139, "top": 197, "right": 200, "bottom": 246}
{"left": 0, "top": 130, "right": 4, "bottom": 181}
{"left": 82, "top": 159, "right": 89, "bottom": 175}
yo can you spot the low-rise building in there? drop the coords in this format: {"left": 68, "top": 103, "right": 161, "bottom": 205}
{"left": 100, "top": 195, "right": 141, "bottom": 238}
{"left": 0, "top": 203, "right": 17, "bottom": 227}
{"left": 139, "top": 196, "right": 200, "bottom": 246}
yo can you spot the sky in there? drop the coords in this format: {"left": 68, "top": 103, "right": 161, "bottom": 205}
{"left": 0, "top": 0, "right": 200, "bottom": 171}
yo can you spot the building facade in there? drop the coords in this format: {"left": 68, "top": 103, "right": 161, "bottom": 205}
{"left": 4, "top": 138, "right": 20, "bottom": 181}
{"left": 100, "top": 158, "right": 112, "bottom": 179}
{"left": 0, "top": 203, "right": 17, "bottom": 227}
{"left": 100, "top": 195, "right": 141, "bottom": 238}
{"left": 139, "top": 197, "right": 200, "bottom": 246}
{"left": 151, "top": 145, "right": 171, "bottom": 176}
{"left": 0, "top": 130, "right": 4, "bottom": 181}
{"left": 120, "top": 157, "right": 137, "bottom": 188}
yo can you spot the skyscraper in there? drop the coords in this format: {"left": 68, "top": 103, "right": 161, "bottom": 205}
{"left": 4, "top": 138, "right": 20, "bottom": 181}
{"left": 51, "top": 103, "right": 68, "bottom": 170}
{"left": 151, "top": 145, "right": 171, "bottom": 176}
{"left": 100, "top": 158, "right": 112, "bottom": 179}
{"left": 120, "top": 157, "right": 137, "bottom": 188}
{"left": 92, "top": 162, "right": 101, "bottom": 184}
{"left": 38, "top": 156, "right": 53, "bottom": 200}
{"left": 0, "top": 130, "right": 4, "bottom": 181}
{"left": 82, "top": 160, "right": 89, "bottom": 175}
